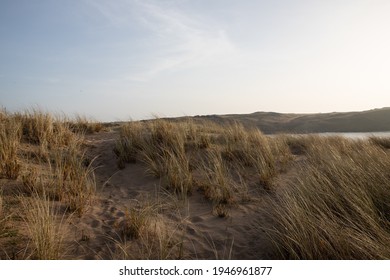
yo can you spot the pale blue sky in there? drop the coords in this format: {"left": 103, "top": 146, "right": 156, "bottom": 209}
{"left": 1, "top": 0, "right": 390, "bottom": 121}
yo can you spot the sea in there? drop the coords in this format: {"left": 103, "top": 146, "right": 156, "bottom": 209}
{"left": 314, "top": 132, "right": 390, "bottom": 139}
{"left": 268, "top": 132, "right": 390, "bottom": 139}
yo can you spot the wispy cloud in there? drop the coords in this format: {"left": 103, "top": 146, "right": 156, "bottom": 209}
{"left": 131, "top": 1, "right": 236, "bottom": 80}
{"left": 84, "top": 0, "right": 237, "bottom": 82}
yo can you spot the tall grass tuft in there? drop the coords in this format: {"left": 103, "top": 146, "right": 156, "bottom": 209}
{"left": 161, "top": 149, "right": 193, "bottom": 198}
{"left": 264, "top": 136, "right": 390, "bottom": 259}
{"left": 118, "top": 199, "right": 157, "bottom": 240}
{"left": 22, "top": 195, "right": 66, "bottom": 260}
{"left": 51, "top": 146, "right": 96, "bottom": 216}
{"left": 247, "top": 130, "right": 277, "bottom": 188}
{"left": 21, "top": 131, "right": 95, "bottom": 216}
{"left": 0, "top": 118, "right": 22, "bottom": 179}
{"left": 116, "top": 119, "right": 193, "bottom": 198}
{"left": 0, "top": 191, "right": 6, "bottom": 237}
{"left": 221, "top": 124, "right": 278, "bottom": 188}
{"left": 369, "top": 136, "right": 390, "bottom": 150}
{"left": 17, "top": 109, "right": 54, "bottom": 146}
{"left": 148, "top": 118, "right": 186, "bottom": 153}
{"left": 69, "top": 114, "right": 104, "bottom": 134}
{"left": 199, "top": 149, "right": 235, "bottom": 205}
{"left": 114, "top": 121, "right": 144, "bottom": 167}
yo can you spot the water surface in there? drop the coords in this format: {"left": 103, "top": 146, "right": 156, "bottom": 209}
{"left": 316, "top": 132, "right": 390, "bottom": 139}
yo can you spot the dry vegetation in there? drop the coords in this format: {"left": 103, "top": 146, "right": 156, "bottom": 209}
{"left": 0, "top": 108, "right": 96, "bottom": 259}
{"left": 1, "top": 107, "right": 390, "bottom": 259}
{"left": 263, "top": 135, "right": 390, "bottom": 259}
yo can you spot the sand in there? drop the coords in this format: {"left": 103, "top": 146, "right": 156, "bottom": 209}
{"left": 61, "top": 130, "right": 274, "bottom": 259}
{"left": 0, "top": 128, "right": 281, "bottom": 260}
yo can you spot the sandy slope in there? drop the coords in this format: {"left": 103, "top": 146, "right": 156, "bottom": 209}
{"left": 0, "top": 128, "right": 282, "bottom": 260}
{"left": 61, "top": 130, "right": 275, "bottom": 259}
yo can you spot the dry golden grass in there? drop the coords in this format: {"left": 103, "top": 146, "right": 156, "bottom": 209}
{"left": 220, "top": 123, "right": 284, "bottom": 187}
{"left": 0, "top": 109, "right": 97, "bottom": 258}
{"left": 3, "top": 107, "right": 390, "bottom": 260}
{"left": 114, "top": 121, "right": 144, "bottom": 167}
{"left": 199, "top": 149, "right": 235, "bottom": 205}
{"left": 111, "top": 195, "right": 186, "bottom": 260}
{"left": 21, "top": 194, "right": 67, "bottom": 260}
{"left": 51, "top": 147, "right": 96, "bottom": 216}
{"left": 117, "top": 199, "right": 158, "bottom": 240}
{"left": 0, "top": 118, "right": 22, "bottom": 179}
{"left": 161, "top": 149, "right": 193, "bottom": 198}
{"left": 115, "top": 119, "right": 193, "bottom": 198}
{"left": 112, "top": 217, "right": 186, "bottom": 260}
{"left": 369, "top": 136, "right": 390, "bottom": 150}
{"left": 14, "top": 111, "right": 96, "bottom": 216}
{"left": 0, "top": 191, "right": 5, "bottom": 237}
{"left": 69, "top": 114, "right": 104, "bottom": 134}
{"left": 263, "top": 136, "right": 390, "bottom": 259}
{"left": 114, "top": 118, "right": 285, "bottom": 213}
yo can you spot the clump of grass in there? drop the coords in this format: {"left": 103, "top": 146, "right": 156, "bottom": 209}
{"left": 213, "top": 203, "right": 230, "bottom": 218}
{"left": 22, "top": 167, "right": 42, "bottom": 194}
{"left": 161, "top": 149, "right": 193, "bottom": 199}
{"left": 111, "top": 193, "right": 187, "bottom": 260}
{"left": 22, "top": 141, "right": 95, "bottom": 216}
{"left": 369, "top": 136, "right": 390, "bottom": 149}
{"left": 197, "top": 133, "right": 212, "bottom": 149}
{"left": 22, "top": 195, "right": 66, "bottom": 260}
{"left": 271, "top": 135, "right": 294, "bottom": 171}
{"left": 221, "top": 125, "right": 279, "bottom": 188}
{"left": 51, "top": 121, "right": 79, "bottom": 148}
{"left": 17, "top": 109, "right": 54, "bottom": 146}
{"left": 137, "top": 221, "right": 186, "bottom": 260}
{"left": 199, "top": 149, "right": 235, "bottom": 205}
{"left": 148, "top": 118, "right": 186, "bottom": 152}
{"left": 114, "top": 119, "right": 187, "bottom": 171}
{"left": 51, "top": 146, "right": 96, "bottom": 216}
{"left": 181, "top": 118, "right": 211, "bottom": 149}
{"left": 14, "top": 109, "right": 81, "bottom": 152}
{"left": 126, "top": 119, "right": 193, "bottom": 198}
{"left": 118, "top": 200, "right": 156, "bottom": 239}
{"left": 120, "top": 208, "right": 151, "bottom": 238}
{"left": 69, "top": 115, "right": 104, "bottom": 134}
{"left": 140, "top": 148, "right": 193, "bottom": 199}
{"left": 113, "top": 217, "right": 186, "bottom": 260}
{"left": 0, "top": 191, "right": 6, "bottom": 237}
{"left": 264, "top": 136, "right": 390, "bottom": 259}
{"left": 114, "top": 121, "right": 144, "bottom": 167}
{"left": 0, "top": 118, "right": 22, "bottom": 179}
{"left": 282, "top": 134, "right": 315, "bottom": 155}
{"left": 224, "top": 121, "right": 248, "bottom": 144}
{"left": 247, "top": 130, "right": 277, "bottom": 188}
{"left": 0, "top": 191, "right": 13, "bottom": 245}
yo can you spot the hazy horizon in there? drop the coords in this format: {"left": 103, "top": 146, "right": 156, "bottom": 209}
{"left": 1, "top": 0, "right": 390, "bottom": 121}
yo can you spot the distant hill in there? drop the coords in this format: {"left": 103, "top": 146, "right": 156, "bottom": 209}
{"left": 186, "top": 107, "right": 390, "bottom": 134}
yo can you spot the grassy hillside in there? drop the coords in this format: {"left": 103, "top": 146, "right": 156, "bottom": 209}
{"left": 188, "top": 107, "right": 390, "bottom": 134}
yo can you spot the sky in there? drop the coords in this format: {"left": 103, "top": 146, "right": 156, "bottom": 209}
{"left": 1, "top": 0, "right": 390, "bottom": 121}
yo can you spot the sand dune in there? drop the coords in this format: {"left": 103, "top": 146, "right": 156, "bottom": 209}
{"left": 1, "top": 110, "right": 389, "bottom": 259}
